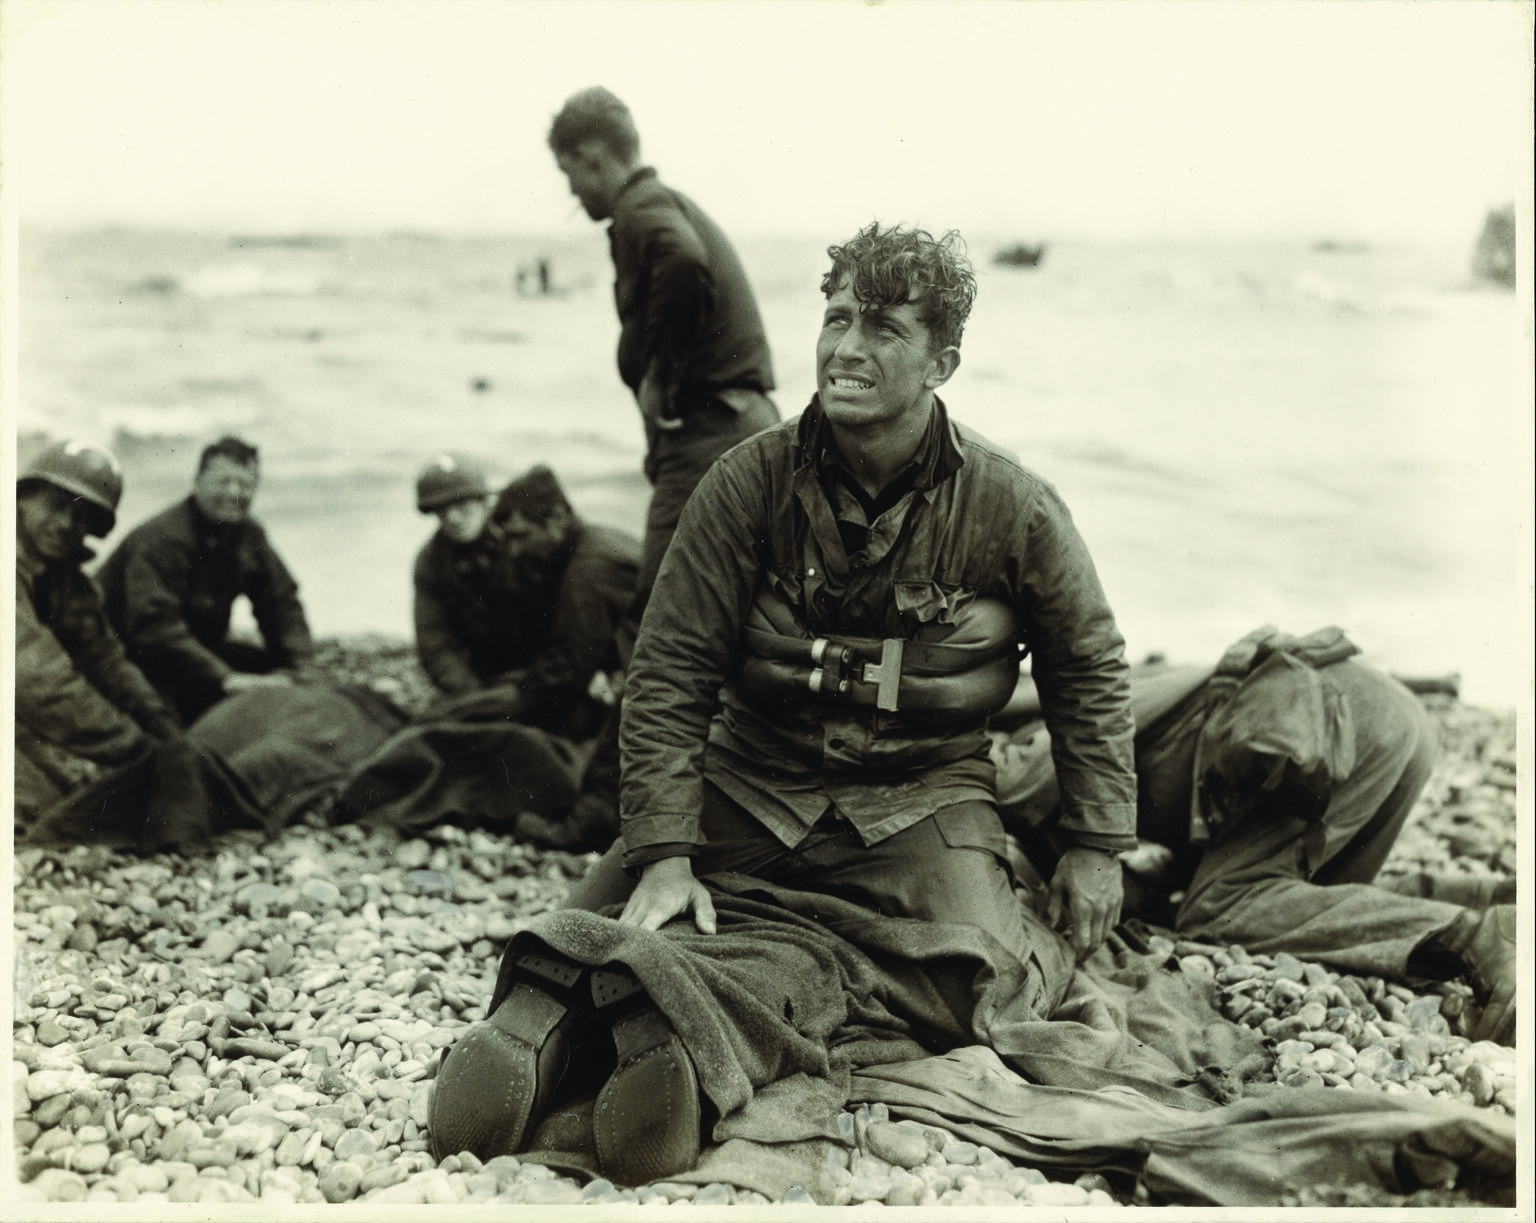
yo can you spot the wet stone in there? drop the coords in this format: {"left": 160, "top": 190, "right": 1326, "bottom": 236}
{"left": 335, "top": 1129, "right": 379, "bottom": 1160}
{"left": 235, "top": 883, "right": 285, "bottom": 913}
{"left": 941, "top": 1141, "right": 980, "bottom": 1165}
{"left": 405, "top": 870, "right": 455, "bottom": 898}
{"left": 865, "top": 1120, "right": 930, "bottom": 1169}
{"left": 1405, "top": 995, "right": 1449, "bottom": 1033}
{"left": 312, "top": 1159, "right": 361, "bottom": 1203}
{"left": 299, "top": 880, "right": 343, "bottom": 912}
{"left": 200, "top": 930, "right": 241, "bottom": 965}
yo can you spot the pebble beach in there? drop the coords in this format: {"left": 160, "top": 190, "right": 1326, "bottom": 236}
{"left": 9, "top": 637, "right": 1520, "bottom": 1208}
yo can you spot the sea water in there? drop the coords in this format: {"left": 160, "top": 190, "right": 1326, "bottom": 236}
{"left": 15, "top": 228, "right": 1526, "bottom": 708}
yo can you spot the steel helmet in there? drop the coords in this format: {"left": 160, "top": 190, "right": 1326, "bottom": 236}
{"left": 416, "top": 452, "right": 490, "bottom": 513}
{"left": 18, "top": 438, "right": 124, "bottom": 536}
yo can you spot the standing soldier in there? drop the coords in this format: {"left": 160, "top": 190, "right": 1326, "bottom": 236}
{"left": 546, "top": 86, "right": 780, "bottom": 832}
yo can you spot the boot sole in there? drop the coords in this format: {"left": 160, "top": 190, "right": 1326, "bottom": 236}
{"left": 429, "top": 951, "right": 585, "bottom": 1161}
{"left": 591, "top": 967, "right": 702, "bottom": 1186}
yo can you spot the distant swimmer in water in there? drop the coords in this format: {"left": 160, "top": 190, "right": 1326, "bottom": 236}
{"left": 96, "top": 435, "right": 318, "bottom": 725}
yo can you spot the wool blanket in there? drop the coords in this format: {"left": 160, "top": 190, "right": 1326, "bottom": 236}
{"left": 22, "top": 684, "right": 405, "bottom": 851}
{"left": 490, "top": 876, "right": 1514, "bottom": 1205}
{"left": 332, "top": 686, "right": 586, "bottom": 832}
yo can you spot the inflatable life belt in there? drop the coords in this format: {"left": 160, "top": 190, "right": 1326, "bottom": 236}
{"left": 737, "top": 583, "right": 1022, "bottom": 721}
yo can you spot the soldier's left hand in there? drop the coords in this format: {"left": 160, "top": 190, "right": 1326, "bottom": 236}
{"left": 1046, "top": 846, "right": 1123, "bottom": 963}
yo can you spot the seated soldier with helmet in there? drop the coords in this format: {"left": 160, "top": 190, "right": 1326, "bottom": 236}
{"left": 412, "top": 454, "right": 641, "bottom": 747}
{"left": 412, "top": 452, "right": 520, "bottom": 696}
{"left": 13, "top": 440, "right": 185, "bottom": 825}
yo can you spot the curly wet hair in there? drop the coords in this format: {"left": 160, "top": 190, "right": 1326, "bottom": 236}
{"left": 547, "top": 87, "right": 641, "bottom": 161}
{"left": 820, "top": 223, "right": 977, "bottom": 352}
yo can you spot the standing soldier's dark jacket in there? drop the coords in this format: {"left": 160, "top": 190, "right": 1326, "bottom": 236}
{"left": 609, "top": 167, "right": 775, "bottom": 424}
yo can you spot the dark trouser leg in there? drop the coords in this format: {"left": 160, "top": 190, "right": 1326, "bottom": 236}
{"left": 1175, "top": 663, "right": 1461, "bottom": 977}
{"left": 619, "top": 395, "right": 778, "bottom": 664}
{"left": 578, "top": 396, "right": 779, "bottom": 809}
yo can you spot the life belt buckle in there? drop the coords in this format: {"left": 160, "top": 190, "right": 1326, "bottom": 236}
{"left": 808, "top": 638, "right": 856, "bottom": 697}
{"left": 860, "top": 639, "right": 905, "bottom": 712}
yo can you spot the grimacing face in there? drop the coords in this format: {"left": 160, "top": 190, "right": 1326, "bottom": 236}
{"left": 17, "top": 483, "right": 95, "bottom": 560}
{"left": 815, "top": 280, "right": 958, "bottom": 438}
{"left": 194, "top": 456, "right": 260, "bottom": 524}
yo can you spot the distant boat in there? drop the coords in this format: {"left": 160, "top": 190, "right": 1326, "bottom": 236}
{"left": 1470, "top": 204, "right": 1515, "bottom": 290}
{"left": 994, "top": 243, "right": 1047, "bottom": 269}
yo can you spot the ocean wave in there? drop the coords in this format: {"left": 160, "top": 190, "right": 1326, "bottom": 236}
{"left": 183, "top": 261, "right": 329, "bottom": 298}
{"left": 101, "top": 403, "right": 255, "bottom": 444}
{"left": 1289, "top": 271, "right": 1439, "bottom": 317}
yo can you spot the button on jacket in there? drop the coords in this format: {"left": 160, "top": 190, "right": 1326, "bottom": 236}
{"left": 619, "top": 397, "right": 1137, "bottom": 868}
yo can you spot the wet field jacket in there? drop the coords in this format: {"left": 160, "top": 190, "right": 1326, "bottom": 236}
{"left": 15, "top": 544, "right": 180, "bottom": 768}
{"left": 619, "top": 398, "right": 1137, "bottom": 866}
{"left": 608, "top": 167, "right": 775, "bottom": 424}
{"left": 414, "top": 520, "right": 640, "bottom": 707}
{"left": 96, "top": 497, "right": 314, "bottom": 697}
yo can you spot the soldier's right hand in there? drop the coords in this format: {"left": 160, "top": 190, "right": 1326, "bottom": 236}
{"left": 1464, "top": 905, "right": 1516, "bottom": 1044}
{"left": 620, "top": 856, "right": 717, "bottom": 935}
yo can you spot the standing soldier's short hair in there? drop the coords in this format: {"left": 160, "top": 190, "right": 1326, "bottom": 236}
{"left": 548, "top": 87, "right": 641, "bottom": 162}
{"left": 822, "top": 223, "right": 977, "bottom": 353}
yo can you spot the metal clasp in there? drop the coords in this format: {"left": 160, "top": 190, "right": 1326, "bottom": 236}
{"left": 860, "top": 639, "right": 905, "bottom": 711}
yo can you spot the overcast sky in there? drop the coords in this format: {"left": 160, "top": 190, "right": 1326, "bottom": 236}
{"left": 2, "top": 0, "right": 1531, "bottom": 241}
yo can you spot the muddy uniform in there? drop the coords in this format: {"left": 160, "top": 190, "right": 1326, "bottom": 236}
{"left": 607, "top": 166, "right": 780, "bottom": 631}
{"left": 571, "top": 399, "right": 1136, "bottom": 1006}
{"left": 413, "top": 520, "right": 542, "bottom": 697}
{"left": 14, "top": 544, "right": 181, "bottom": 817}
{"left": 994, "top": 635, "right": 1464, "bottom": 980}
{"left": 415, "top": 518, "right": 640, "bottom": 725}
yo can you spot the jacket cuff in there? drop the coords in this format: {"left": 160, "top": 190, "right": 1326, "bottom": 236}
{"left": 1056, "top": 801, "right": 1137, "bottom": 853}
{"left": 1058, "top": 830, "right": 1138, "bottom": 855}
{"left": 621, "top": 841, "right": 698, "bottom": 875}
{"left": 619, "top": 811, "right": 703, "bottom": 871}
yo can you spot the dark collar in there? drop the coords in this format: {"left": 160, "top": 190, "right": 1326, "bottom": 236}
{"left": 800, "top": 395, "right": 963, "bottom": 497}
{"left": 612, "top": 166, "right": 659, "bottom": 210}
